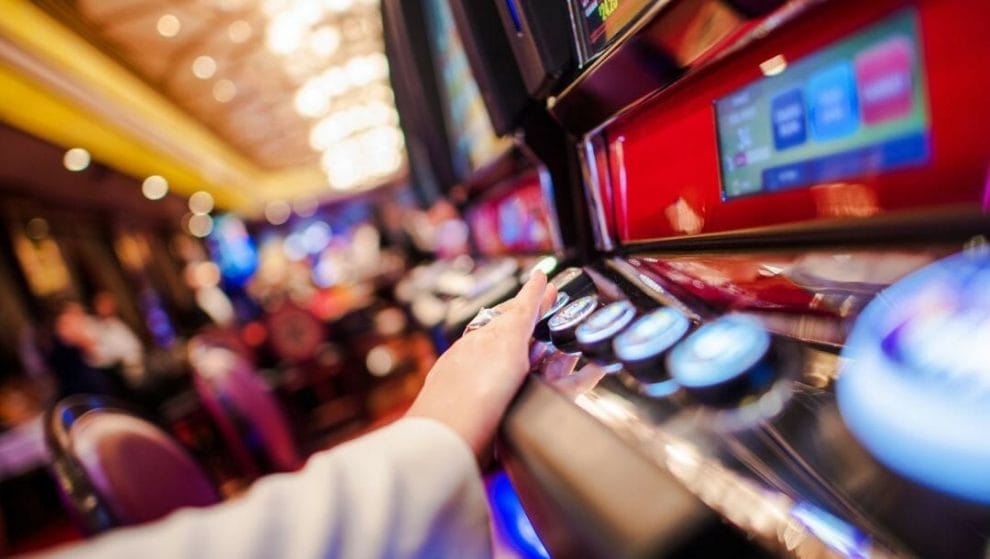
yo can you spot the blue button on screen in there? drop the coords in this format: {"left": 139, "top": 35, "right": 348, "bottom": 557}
{"left": 807, "top": 62, "right": 860, "bottom": 141}
{"left": 771, "top": 87, "right": 807, "bottom": 150}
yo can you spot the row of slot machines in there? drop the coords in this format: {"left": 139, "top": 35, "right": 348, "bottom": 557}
{"left": 385, "top": 0, "right": 990, "bottom": 556}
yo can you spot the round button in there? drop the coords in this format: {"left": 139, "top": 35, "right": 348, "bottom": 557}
{"left": 550, "top": 267, "right": 594, "bottom": 297}
{"left": 614, "top": 307, "right": 691, "bottom": 383}
{"left": 838, "top": 249, "right": 990, "bottom": 504}
{"left": 668, "top": 315, "right": 774, "bottom": 406}
{"left": 576, "top": 300, "right": 637, "bottom": 363}
{"left": 534, "top": 291, "right": 571, "bottom": 342}
{"left": 548, "top": 295, "right": 599, "bottom": 353}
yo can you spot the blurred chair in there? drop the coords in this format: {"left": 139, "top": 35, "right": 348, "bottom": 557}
{"left": 188, "top": 340, "right": 302, "bottom": 479}
{"left": 46, "top": 395, "right": 219, "bottom": 535}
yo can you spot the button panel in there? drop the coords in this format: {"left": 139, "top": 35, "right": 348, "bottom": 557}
{"left": 667, "top": 315, "right": 775, "bottom": 407}
{"left": 548, "top": 295, "right": 599, "bottom": 352}
{"left": 576, "top": 300, "right": 637, "bottom": 363}
{"left": 614, "top": 307, "right": 691, "bottom": 383}
{"left": 531, "top": 256, "right": 986, "bottom": 558}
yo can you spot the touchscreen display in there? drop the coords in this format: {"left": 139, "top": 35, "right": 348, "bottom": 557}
{"left": 716, "top": 10, "right": 929, "bottom": 199}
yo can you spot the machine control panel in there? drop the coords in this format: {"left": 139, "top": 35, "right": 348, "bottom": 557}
{"left": 575, "top": 300, "right": 637, "bottom": 364}
{"left": 613, "top": 307, "right": 691, "bottom": 384}
{"left": 526, "top": 253, "right": 990, "bottom": 557}
{"left": 547, "top": 295, "right": 600, "bottom": 352}
{"left": 534, "top": 291, "right": 571, "bottom": 343}
{"left": 839, "top": 249, "right": 990, "bottom": 506}
{"left": 667, "top": 315, "right": 776, "bottom": 406}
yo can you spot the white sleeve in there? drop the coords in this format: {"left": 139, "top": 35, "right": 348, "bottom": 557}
{"left": 37, "top": 417, "right": 493, "bottom": 559}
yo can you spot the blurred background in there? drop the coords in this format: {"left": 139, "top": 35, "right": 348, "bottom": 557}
{"left": 0, "top": 1, "right": 555, "bottom": 555}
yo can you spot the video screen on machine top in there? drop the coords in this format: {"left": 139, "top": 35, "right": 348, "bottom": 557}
{"left": 422, "top": 0, "right": 511, "bottom": 178}
{"left": 574, "top": 0, "right": 653, "bottom": 62}
{"left": 715, "top": 10, "right": 930, "bottom": 200}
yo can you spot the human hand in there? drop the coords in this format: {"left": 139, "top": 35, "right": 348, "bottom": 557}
{"left": 407, "top": 272, "right": 557, "bottom": 463}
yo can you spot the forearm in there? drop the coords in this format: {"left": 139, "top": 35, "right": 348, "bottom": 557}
{"left": 38, "top": 418, "right": 492, "bottom": 559}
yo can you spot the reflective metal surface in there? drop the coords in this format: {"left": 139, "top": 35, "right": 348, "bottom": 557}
{"left": 527, "top": 248, "right": 990, "bottom": 557}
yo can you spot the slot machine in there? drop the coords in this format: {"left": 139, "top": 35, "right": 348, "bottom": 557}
{"left": 471, "top": 0, "right": 990, "bottom": 556}
{"left": 384, "top": 0, "right": 580, "bottom": 350}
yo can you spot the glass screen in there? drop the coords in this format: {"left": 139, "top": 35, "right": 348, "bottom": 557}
{"left": 422, "top": 0, "right": 509, "bottom": 178}
{"left": 716, "top": 10, "right": 930, "bottom": 199}
{"left": 574, "top": 0, "right": 653, "bottom": 62}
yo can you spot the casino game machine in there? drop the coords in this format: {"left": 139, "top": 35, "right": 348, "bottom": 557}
{"left": 384, "top": 0, "right": 583, "bottom": 352}
{"left": 472, "top": 0, "right": 990, "bottom": 557}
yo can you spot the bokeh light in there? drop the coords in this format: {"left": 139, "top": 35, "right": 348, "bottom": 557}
{"left": 189, "top": 191, "right": 215, "bottom": 215}
{"left": 63, "top": 148, "right": 91, "bottom": 172}
{"left": 142, "top": 175, "right": 169, "bottom": 200}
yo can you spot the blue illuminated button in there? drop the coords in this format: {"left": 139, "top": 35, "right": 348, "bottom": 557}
{"left": 668, "top": 315, "right": 774, "bottom": 405}
{"left": 838, "top": 250, "right": 990, "bottom": 504}
{"left": 807, "top": 62, "right": 860, "bottom": 141}
{"left": 534, "top": 291, "right": 570, "bottom": 342}
{"left": 771, "top": 88, "right": 807, "bottom": 150}
{"left": 548, "top": 295, "right": 599, "bottom": 352}
{"left": 614, "top": 307, "right": 691, "bottom": 383}
{"left": 576, "top": 300, "right": 637, "bottom": 363}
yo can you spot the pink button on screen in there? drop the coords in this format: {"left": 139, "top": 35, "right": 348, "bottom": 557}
{"left": 854, "top": 36, "right": 916, "bottom": 125}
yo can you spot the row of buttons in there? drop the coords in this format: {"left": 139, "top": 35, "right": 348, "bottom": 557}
{"left": 538, "top": 268, "right": 785, "bottom": 406}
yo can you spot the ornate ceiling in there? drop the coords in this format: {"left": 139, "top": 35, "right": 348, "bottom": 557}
{"left": 0, "top": 0, "right": 405, "bottom": 214}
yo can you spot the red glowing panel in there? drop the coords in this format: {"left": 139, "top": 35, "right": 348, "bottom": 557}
{"left": 600, "top": 0, "right": 990, "bottom": 243}
{"left": 466, "top": 171, "right": 556, "bottom": 256}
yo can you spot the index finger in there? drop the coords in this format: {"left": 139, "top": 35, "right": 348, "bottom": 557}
{"left": 501, "top": 271, "right": 549, "bottom": 329}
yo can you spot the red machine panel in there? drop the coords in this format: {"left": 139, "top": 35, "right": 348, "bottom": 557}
{"left": 465, "top": 170, "right": 557, "bottom": 256}
{"left": 598, "top": 0, "right": 990, "bottom": 243}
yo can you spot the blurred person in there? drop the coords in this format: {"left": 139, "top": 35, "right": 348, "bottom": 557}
{"left": 37, "top": 273, "right": 556, "bottom": 559}
{"left": 38, "top": 297, "right": 120, "bottom": 400}
{"left": 86, "top": 291, "right": 145, "bottom": 388}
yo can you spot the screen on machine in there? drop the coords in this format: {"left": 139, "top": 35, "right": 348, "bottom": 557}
{"left": 421, "top": 0, "right": 509, "bottom": 177}
{"left": 574, "top": 0, "right": 652, "bottom": 60}
{"left": 715, "top": 10, "right": 930, "bottom": 200}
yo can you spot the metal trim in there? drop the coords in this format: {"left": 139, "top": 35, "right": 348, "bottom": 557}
{"left": 578, "top": 134, "right": 616, "bottom": 251}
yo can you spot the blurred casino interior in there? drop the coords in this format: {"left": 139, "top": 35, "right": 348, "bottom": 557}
{"left": 0, "top": 0, "right": 988, "bottom": 557}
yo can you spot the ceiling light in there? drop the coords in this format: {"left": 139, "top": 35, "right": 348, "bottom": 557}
{"left": 157, "top": 14, "right": 181, "bottom": 38}
{"left": 228, "top": 20, "right": 253, "bottom": 43}
{"left": 142, "top": 175, "right": 169, "bottom": 200}
{"left": 262, "top": 0, "right": 289, "bottom": 17}
{"left": 321, "top": 67, "right": 352, "bottom": 95}
{"left": 323, "top": 0, "right": 354, "bottom": 13}
{"left": 217, "top": 0, "right": 250, "bottom": 11}
{"left": 321, "top": 142, "right": 364, "bottom": 190}
{"left": 189, "top": 191, "right": 215, "bottom": 215}
{"left": 266, "top": 6, "right": 323, "bottom": 55}
{"left": 309, "top": 116, "right": 347, "bottom": 150}
{"left": 346, "top": 56, "right": 378, "bottom": 86}
{"left": 362, "top": 125, "right": 404, "bottom": 152}
{"left": 309, "top": 26, "right": 341, "bottom": 58}
{"left": 63, "top": 147, "right": 90, "bottom": 171}
{"left": 213, "top": 79, "right": 237, "bottom": 102}
{"left": 294, "top": 84, "right": 331, "bottom": 118}
{"left": 187, "top": 214, "right": 214, "bottom": 238}
{"left": 192, "top": 55, "right": 217, "bottom": 79}
{"left": 265, "top": 200, "right": 292, "bottom": 225}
